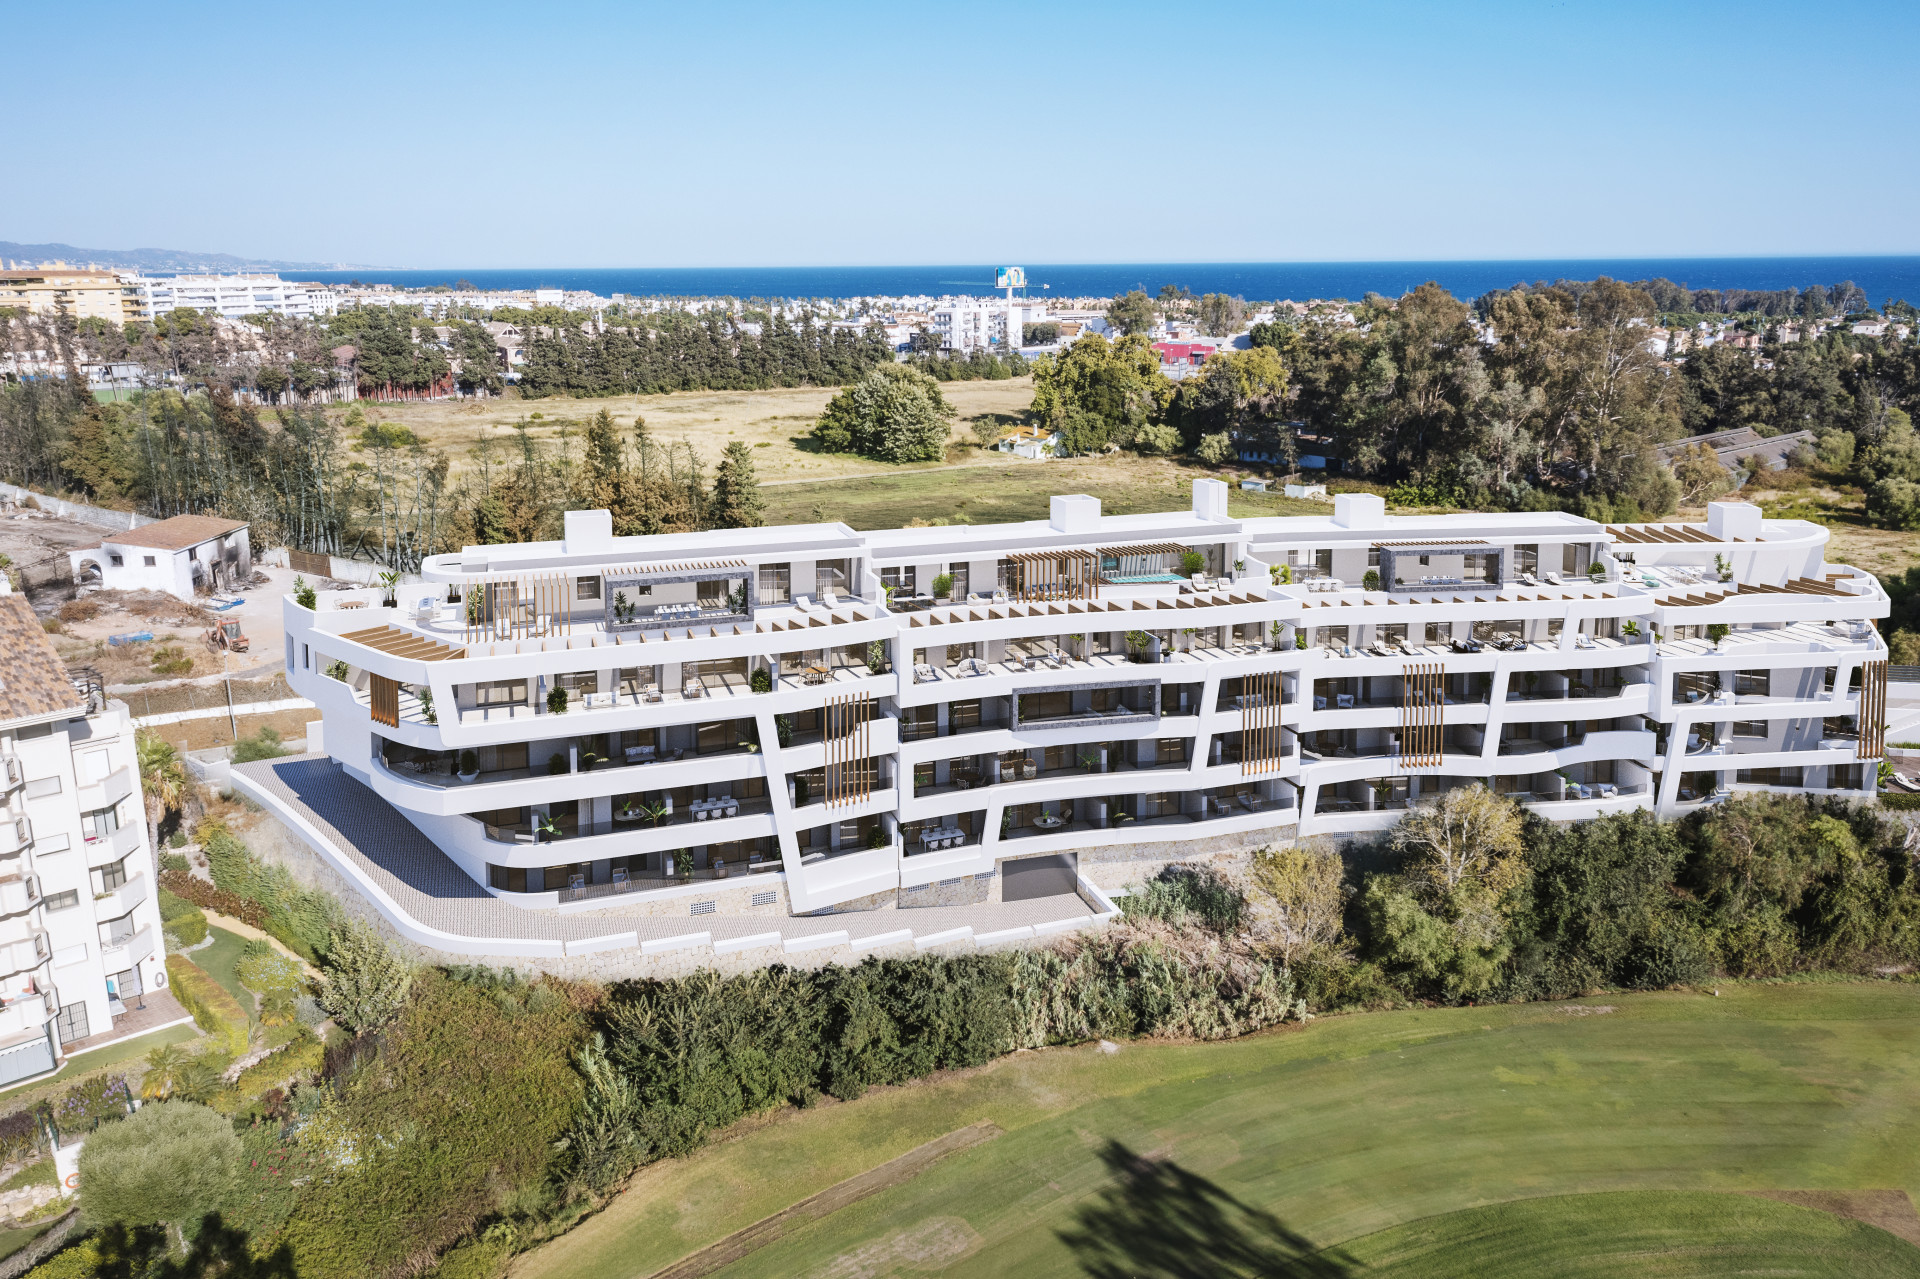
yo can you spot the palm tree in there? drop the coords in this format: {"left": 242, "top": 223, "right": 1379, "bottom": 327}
{"left": 136, "top": 731, "right": 186, "bottom": 841}
{"left": 140, "top": 1043, "right": 190, "bottom": 1099}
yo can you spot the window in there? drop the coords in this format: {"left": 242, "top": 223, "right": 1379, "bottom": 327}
{"left": 758, "top": 563, "right": 791, "bottom": 604}
{"left": 44, "top": 889, "right": 79, "bottom": 912}
{"left": 575, "top": 576, "right": 601, "bottom": 600}
{"left": 108, "top": 554, "right": 123, "bottom": 567}
{"left": 475, "top": 679, "right": 528, "bottom": 707}
{"left": 816, "top": 559, "right": 850, "bottom": 597}
{"left": 143, "top": 556, "right": 155, "bottom": 567}
{"left": 97, "top": 912, "right": 137, "bottom": 949}
{"left": 188, "top": 547, "right": 197, "bottom": 561}
{"left": 881, "top": 565, "right": 916, "bottom": 595}
{"left": 1734, "top": 670, "right": 1770, "bottom": 696}
{"left": 1515, "top": 544, "right": 1538, "bottom": 574}
{"left": 54, "top": 1002, "right": 89, "bottom": 1046}
{"left": 488, "top": 864, "right": 528, "bottom": 893}
{"left": 1732, "top": 720, "right": 1768, "bottom": 738}
{"left": 997, "top": 557, "right": 1017, "bottom": 590}
{"left": 83, "top": 805, "right": 121, "bottom": 841}
{"left": 947, "top": 562, "right": 969, "bottom": 599}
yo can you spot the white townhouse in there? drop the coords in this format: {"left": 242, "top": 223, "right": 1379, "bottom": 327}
{"left": 0, "top": 585, "right": 168, "bottom": 1087}
{"left": 271, "top": 485, "right": 1888, "bottom": 933}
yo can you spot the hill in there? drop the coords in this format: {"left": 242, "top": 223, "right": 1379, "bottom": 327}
{"left": 0, "top": 240, "right": 361, "bottom": 273}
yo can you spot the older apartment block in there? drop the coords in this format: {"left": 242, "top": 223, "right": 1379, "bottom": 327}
{"left": 266, "top": 483, "right": 1888, "bottom": 945}
{"left": 0, "top": 586, "right": 167, "bottom": 1086}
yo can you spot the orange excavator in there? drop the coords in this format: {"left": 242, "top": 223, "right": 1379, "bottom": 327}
{"left": 204, "top": 619, "right": 250, "bottom": 653}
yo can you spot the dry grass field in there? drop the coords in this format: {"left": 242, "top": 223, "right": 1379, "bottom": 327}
{"left": 358, "top": 379, "right": 1038, "bottom": 485}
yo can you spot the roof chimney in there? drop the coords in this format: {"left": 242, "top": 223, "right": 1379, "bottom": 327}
{"left": 1049, "top": 494, "right": 1101, "bottom": 533}
{"left": 563, "top": 509, "right": 614, "bottom": 554}
{"left": 1192, "top": 478, "right": 1229, "bottom": 521}
{"left": 1706, "top": 500, "right": 1761, "bottom": 541}
{"left": 1332, "top": 493, "right": 1385, "bottom": 529}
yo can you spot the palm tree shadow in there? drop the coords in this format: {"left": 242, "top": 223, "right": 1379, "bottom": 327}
{"left": 1058, "top": 1141, "right": 1356, "bottom": 1279}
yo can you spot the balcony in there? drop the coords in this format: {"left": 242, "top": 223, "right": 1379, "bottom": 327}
{"left": 1002, "top": 791, "right": 1293, "bottom": 841}
{"left": 551, "top": 856, "right": 782, "bottom": 901}
{"left": 0, "top": 818, "right": 28, "bottom": 857}
{"left": 0, "top": 877, "right": 37, "bottom": 917}
{"left": 0, "top": 757, "right": 20, "bottom": 793}
{"left": 480, "top": 794, "right": 776, "bottom": 845}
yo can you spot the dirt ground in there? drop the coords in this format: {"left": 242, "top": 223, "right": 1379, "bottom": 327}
{"left": 350, "top": 378, "right": 1037, "bottom": 484}
{"left": 43, "top": 565, "right": 297, "bottom": 687}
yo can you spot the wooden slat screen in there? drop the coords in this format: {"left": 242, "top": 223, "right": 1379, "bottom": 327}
{"left": 1008, "top": 550, "right": 1100, "bottom": 602}
{"left": 369, "top": 673, "right": 400, "bottom": 728}
{"left": 462, "top": 572, "right": 576, "bottom": 645}
{"left": 1400, "top": 662, "right": 1443, "bottom": 766}
{"left": 1240, "top": 669, "right": 1285, "bottom": 775}
{"left": 1860, "top": 659, "right": 1887, "bottom": 760}
{"left": 825, "top": 691, "right": 873, "bottom": 807}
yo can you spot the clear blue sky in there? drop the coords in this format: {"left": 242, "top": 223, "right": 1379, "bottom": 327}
{"left": 10, "top": 0, "right": 1917, "bottom": 267}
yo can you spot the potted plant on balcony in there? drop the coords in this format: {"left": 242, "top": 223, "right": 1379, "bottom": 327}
{"left": 1362, "top": 568, "right": 1381, "bottom": 592}
{"left": 534, "top": 812, "right": 561, "bottom": 843}
{"left": 378, "top": 570, "right": 399, "bottom": 608}
{"left": 1180, "top": 550, "right": 1205, "bottom": 578}
{"left": 866, "top": 640, "right": 889, "bottom": 675}
{"left": 546, "top": 687, "right": 569, "bottom": 715}
{"left": 1125, "top": 629, "right": 1152, "bottom": 663}
{"left": 547, "top": 752, "right": 568, "bottom": 776}
{"left": 455, "top": 750, "right": 478, "bottom": 783}
{"left": 1078, "top": 751, "right": 1102, "bottom": 774}
{"left": 750, "top": 667, "right": 773, "bottom": 694}
{"left": 614, "top": 798, "right": 643, "bottom": 823}
{"left": 611, "top": 590, "right": 635, "bottom": 625}
{"left": 775, "top": 714, "right": 794, "bottom": 748}
{"left": 932, "top": 572, "right": 954, "bottom": 601}
{"left": 1715, "top": 552, "right": 1733, "bottom": 583}
{"left": 1707, "top": 622, "right": 1729, "bottom": 649}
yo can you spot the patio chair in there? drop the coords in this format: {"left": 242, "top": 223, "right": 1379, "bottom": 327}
{"left": 611, "top": 867, "right": 631, "bottom": 891}
{"left": 568, "top": 873, "right": 585, "bottom": 892}
{"left": 822, "top": 588, "right": 840, "bottom": 607}
{"left": 914, "top": 663, "right": 936, "bottom": 682}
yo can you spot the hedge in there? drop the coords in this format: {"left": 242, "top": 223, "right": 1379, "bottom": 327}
{"left": 164, "top": 956, "right": 248, "bottom": 1056}
{"left": 156, "top": 886, "right": 207, "bottom": 948}
{"left": 1876, "top": 792, "right": 1920, "bottom": 811}
{"left": 195, "top": 821, "right": 343, "bottom": 961}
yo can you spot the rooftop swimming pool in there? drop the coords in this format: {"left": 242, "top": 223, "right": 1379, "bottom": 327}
{"left": 1105, "top": 572, "right": 1187, "bottom": 583}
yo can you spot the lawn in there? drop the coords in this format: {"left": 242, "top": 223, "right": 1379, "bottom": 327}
{"left": 761, "top": 455, "right": 1340, "bottom": 531}
{"left": 195, "top": 926, "right": 257, "bottom": 1026}
{"left": 512, "top": 983, "right": 1920, "bottom": 1279}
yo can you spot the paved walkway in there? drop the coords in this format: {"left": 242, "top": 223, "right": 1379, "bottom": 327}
{"left": 232, "top": 755, "right": 1102, "bottom": 958}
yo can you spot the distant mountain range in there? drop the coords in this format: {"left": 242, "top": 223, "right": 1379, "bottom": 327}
{"left": 0, "top": 240, "right": 376, "bottom": 273}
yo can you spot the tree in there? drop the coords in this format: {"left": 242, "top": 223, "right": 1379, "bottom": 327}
{"left": 1670, "top": 442, "right": 1732, "bottom": 506}
{"left": 1196, "top": 293, "right": 1247, "bottom": 337}
{"left": 315, "top": 920, "right": 413, "bottom": 1033}
{"left": 1244, "top": 843, "right": 1347, "bottom": 962}
{"left": 137, "top": 730, "right": 186, "bottom": 837}
{"left": 811, "top": 365, "right": 955, "bottom": 463}
{"left": 1391, "top": 784, "right": 1526, "bottom": 898}
{"left": 1195, "top": 432, "right": 1234, "bottom": 464}
{"left": 1029, "top": 333, "right": 1174, "bottom": 450}
{"left": 79, "top": 1101, "right": 242, "bottom": 1249}
{"left": 1171, "top": 345, "right": 1289, "bottom": 453}
{"left": 1105, "top": 290, "right": 1157, "bottom": 337}
{"left": 710, "top": 440, "right": 765, "bottom": 528}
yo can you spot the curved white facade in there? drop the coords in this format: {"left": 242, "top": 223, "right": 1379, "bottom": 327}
{"left": 283, "top": 487, "right": 1889, "bottom": 916}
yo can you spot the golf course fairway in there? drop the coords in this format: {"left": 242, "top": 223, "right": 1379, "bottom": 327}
{"left": 512, "top": 982, "right": 1920, "bottom": 1278}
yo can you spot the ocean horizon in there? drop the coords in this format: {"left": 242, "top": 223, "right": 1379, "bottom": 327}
{"left": 293, "top": 257, "right": 1920, "bottom": 306}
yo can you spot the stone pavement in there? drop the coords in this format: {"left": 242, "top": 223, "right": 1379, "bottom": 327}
{"left": 232, "top": 755, "right": 1107, "bottom": 961}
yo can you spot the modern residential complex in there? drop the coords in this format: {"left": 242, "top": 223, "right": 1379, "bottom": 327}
{"left": 135, "top": 274, "right": 337, "bottom": 321}
{"left": 0, "top": 586, "right": 168, "bottom": 1087}
{"left": 261, "top": 484, "right": 1888, "bottom": 952}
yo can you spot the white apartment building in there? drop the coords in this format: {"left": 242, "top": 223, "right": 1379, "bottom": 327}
{"left": 930, "top": 299, "right": 1049, "bottom": 354}
{"left": 0, "top": 587, "right": 167, "bottom": 1087}
{"left": 135, "top": 275, "right": 338, "bottom": 321}
{"left": 262, "top": 487, "right": 1887, "bottom": 953}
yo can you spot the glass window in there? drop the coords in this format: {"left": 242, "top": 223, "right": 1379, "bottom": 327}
{"left": 948, "top": 563, "right": 970, "bottom": 598}
{"left": 816, "top": 559, "right": 850, "bottom": 596}
{"left": 95, "top": 858, "right": 129, "bottom": 893}
{"left": 575, "top": 576, "right": 601, "bottom": 600}
{"left": 758, "top": 563, "right": 790, "bottom": 604}
{"left": 1733, "top": 720, "right": 1767, "bottom": 738}
{"left": 44, "top": 890, "right": 79, "bottom": 912}
{"left": 475, "top": 679, "right": 527, "bottom": 706}
{"left": 1734, "top": 670, "right": 1770, "bottom": 696}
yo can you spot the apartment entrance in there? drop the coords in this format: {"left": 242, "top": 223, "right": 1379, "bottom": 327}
{"left": 1002, "top": 852, "right": 1077, "bottom": 901}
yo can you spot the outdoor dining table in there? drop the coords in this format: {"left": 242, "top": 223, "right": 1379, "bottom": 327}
{"left": 689, "top": 797, "right": 738, "bottom": 820}
{"left": 918, "top": 828, "right": 964, "bottom": 850}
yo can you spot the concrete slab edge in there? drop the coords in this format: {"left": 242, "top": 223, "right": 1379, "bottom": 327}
{"left": 713, "top": 931, "right": 785, "bottom": 956}
{"left": 565, "top": 931, "right": 640, "bottom": 956}
{"left": 971, "top": 926, "right": 1035, "bottom": 946}
{"left": 640, "top": 931, "right": 713, "bottom": 956}
{"left": 1031, "top": 915, "right": 1095, "bottom": 938}
{"left": 783, "top": 930, "right": 850, "bottom": 954}
{"left": 849, "top": 928, "right": 915, "bottom": 952}
{"left": 913, "top": 926, "right": 975, "bottom": 950}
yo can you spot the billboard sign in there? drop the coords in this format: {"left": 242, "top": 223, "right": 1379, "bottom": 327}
{"left": 995, "top": 267, "right": 1026, "bottom": 289}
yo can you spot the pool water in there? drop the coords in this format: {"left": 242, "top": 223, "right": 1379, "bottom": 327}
{"left": 1105, "top": 573, "right": 1187, "bottom": 583}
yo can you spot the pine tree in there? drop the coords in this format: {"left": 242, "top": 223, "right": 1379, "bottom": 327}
{"left": 710, "top": 440, "right": 765, "bottom": 528}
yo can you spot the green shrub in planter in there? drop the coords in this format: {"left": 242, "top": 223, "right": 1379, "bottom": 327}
{"left": 457, "top": 749, "right": 478, "bottom": 776}
{"left": 546, "top": 687, "right": 569, "bottom": 715}
{"left": 750, "top": 667, "right": 773, "bottom": 694}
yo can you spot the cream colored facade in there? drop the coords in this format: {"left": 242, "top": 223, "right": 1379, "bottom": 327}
{"left": 0, "top": 269, "right": 144, "bottom": 323}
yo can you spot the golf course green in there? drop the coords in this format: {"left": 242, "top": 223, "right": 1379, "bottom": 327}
{"left": 513, "top": 982, "right": 1920, "bottom": 1278}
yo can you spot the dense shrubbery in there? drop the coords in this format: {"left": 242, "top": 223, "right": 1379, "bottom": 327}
{"left": 156, "top": 886, "right": 206, "bottom": 948}
{"left": 198, "top": 822, "right": 343, "bottom": 961}
{"left": 1320, "top": 789, "right": 1920, "bottom": 1007}
{"left": 165, "top": 957, "right": 249, "bottom": 1056}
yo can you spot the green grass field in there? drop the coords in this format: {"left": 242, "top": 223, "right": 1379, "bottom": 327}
{"left": 513, "top": 983, "right": 1920, "bottom": 1279}
{"left": 760, "top": 456, "right": 1341, "bottom": 530}
{"left": 195, "top": 927, "right": 256, "bottom": 1026}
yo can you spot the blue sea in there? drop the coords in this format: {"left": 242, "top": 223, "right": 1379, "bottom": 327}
{"left": 297, "top": 258, "right": 1920, "bottom": 305}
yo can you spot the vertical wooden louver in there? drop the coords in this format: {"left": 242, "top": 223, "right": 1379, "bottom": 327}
{"left": 825, "top": 691, "right": 873, "bottom": 807}
{"left": 369, "top": 673, "right": 400, "bottom": 728}
{"left": 462, "top": 573, "right": 576, "bottom": 645}
{"left": 1400, "top": 663, "right": 1443, "bottom": 767}
{"left": 1859, "top": 659, "right": 1888, "bottom": 760}
{"left": 1240, "top": 670, "right": 1285, "bottom": 775}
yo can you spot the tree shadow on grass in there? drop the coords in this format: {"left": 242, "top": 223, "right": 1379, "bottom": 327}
{"left": 1058, "top": 1141, "right": 1356, "bottom": 1279}
{"left": 84, "top": 1213, "right": 297, "bottom": 1279}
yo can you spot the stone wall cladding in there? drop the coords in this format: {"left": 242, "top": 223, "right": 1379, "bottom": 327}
{"left": 898, "top": 872, "right": 993, "bottom": 909}
{"left": 1076, "top": 826, "right": 1290, "bottom": 893}
{"left": 569, "top": 880, "right": 789, "bottom": 920}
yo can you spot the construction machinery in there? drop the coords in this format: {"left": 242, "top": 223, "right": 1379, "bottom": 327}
{"left": 204, "top": 619, "right": 250, "bottom": 653}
